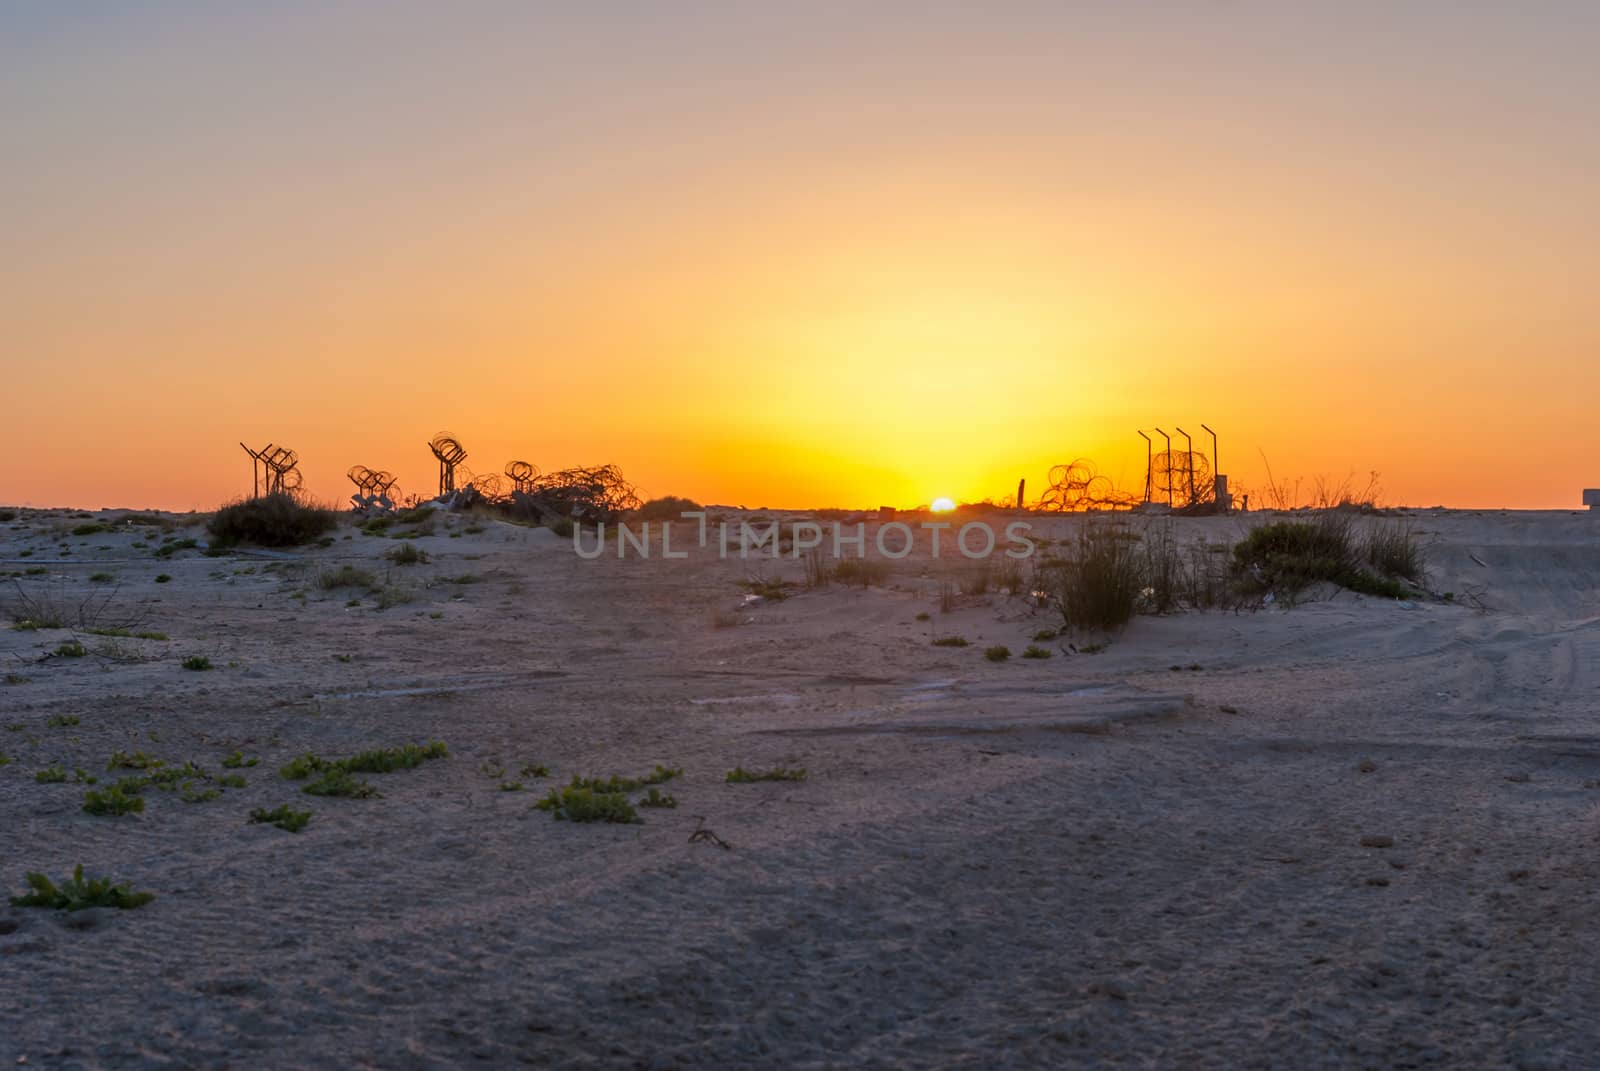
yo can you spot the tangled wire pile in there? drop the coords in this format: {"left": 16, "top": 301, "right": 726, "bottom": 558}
{"left": 508, "top": 465, "right": 641, "bottom": 524}
{"left": 1037, "top": 460, "right": 1138, "bottom": 511}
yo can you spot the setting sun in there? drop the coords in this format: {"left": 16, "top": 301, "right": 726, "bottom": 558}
{"left": 930, "top": 497, "right": 956, "bottom": 513}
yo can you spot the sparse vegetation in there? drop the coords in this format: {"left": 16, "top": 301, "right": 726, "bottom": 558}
{"left": 82, "top": 783, "right": 145, "bottom": 816}
{"left": 726, "top": 765, "right": 807, "bottom": 783}
{"left": 931, "top": 635, "right": 969, "bottom": 648}
{"left": 9, "top": 864, "right": 154, "bottom": 911}
{"left": 739, "top": 576, "right": 788, "bottom": 601}
{"left": 85, "top": 627, "right": 167, "bottom": 640}
{"left": 107, "top": 750, "right": 162, "bottom": 770}
{"left": 54, "top": 640, "right": 88, "bottom": 658}
{"left": 1232, "top": 517, "right": 1418, "bottom": 601}
{"left": 319, "top": 565, "right": 376, "bottom": 590}
{"left": 89, "top": 572, "right": 115, "bottom": 584}
{"left": 535, "top": 784, "right": 639, "bottom": 823}
{"left": 634, "top": 495, "right": 702, "bottom": 521}
{"left": 36, "top": 765, "right": 69, "bottom": 783}
{"left": 280, "top": 741, "right": 449, "bottom": 791}
{"left": 1021, "top": 645, "right": 1052, "bottom": 659}
{"left": 984, "top": 645, "right": 1012, "bottom": 662}
{"left": 1365, "top": 520, "right": 1425, "bottom": 583}
{"left": 833, "top": 559, "right": 890, "bottom": 588}
{"left": 302, "top": 768, "right": 380, "bottom": 798}
{"left": 154, "top": 573, "right": 172, "bottom": 583}
{"left": 181, "top": 655, "right": 212, "bottom": 671}
{"left": 1053, "top": 524, "right": 1144, "bottom": 633}
{"left": 208, "top": 494, "right": 337, "bottom": 548}
{"left": 375, "top": 585, "right": 415, "bottom": 609}
{"left": 250, "top": 805, "right": 311, "bottom": 833}
{"left": 386, "top": 543, "right": 430, "bottom": 566}
{"left": 638, "top": 787, "right": 677, "bottom": 808}
{"left": 47, "top": 714, "right": 80, "bottom": 727}
{"left": 222, "top": 750, "right": 259, "bottom": 769}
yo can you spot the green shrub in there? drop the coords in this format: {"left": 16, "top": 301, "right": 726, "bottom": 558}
{"left": 634, "top": 495, "right": 702, "bottom": 521}
{"left": 385, "top": 543, "right": 429, "bottom": 566}
{"left": 221, "top": 750, "right": 258, "bottom": 769}
{"left": 281, "top": 741, "right": 448, "bottom": 782}
{"left": 250, "top": 805, "right": 311, "bottom": 832}
{"left": 36, "top": 765, "right": 69, "bottom": 783}
{"left": 1032, "top": 628, "right": 1058, "bottom": 641}
{"left": 47, "top": 714, "right": 80, "bottom": 727}
{"left": 154, "top": 573, "right": 172, "bottom": 583}
{"left": 318, "top": 565, "right": 376, "bottom": 590}
{"left": 208, "top": 494, "right": 337, "bottom": 548}
{"left": 638, "top": 787, "right": 677, "bottom": 808}
{"left": 726, "top": 765, "right": 807, "bottom": 783}
{"left": 72, "top": 523, "right": 109, "bottom": 536}
{"left": 1021, "top": 645, "right": 1052, "bottom": 659}
{"left": 984, "top": 645, "right": 1012, "bottom": 662}
{"left": 642, "top": 764, "right": 682, "bottom": 785}
{"left": 280, "top": 752, "right": 328, "bottom": 779}
{"left": 375, "top": 585, "right": 414, "bottom": 609}
{"left": 1232, "top": 518, "right": 1351, "bottom": 594}
{"left": 10, "top": 865, "right": 154, "bottom": 910}
{"left": 931, "top": 635, "right": 969, "bottom": 648}
{"left": 1233, "top": 516, "right": 1414, "bottom": 600}
{"left": 54, "top": 641, "right": 88, "bottom": 658}
{"left": 154, "top": 539, "right": 198, "bottom": 558}
{"left": 181, "top": 655, "right": 212, "bottom": 671}
{"left": 106, "top": 750, "right": 162, "bottom": 770}
{"left": 217, "top": 774, "right": 247, "bottom": 789}
{"left": 82, "top": 784, "right": 145, "bottom": 816}
{"left": 535, "top": 785, "right": 639, "bottom": 823}
{"left": 338, "top": 740, "right": 449, "bottom": 774}
{"left": 89, "top": 572, "right": 115, "bottom": 584}
{"left": 302, "top": 768, "right": 379, "bottom": 798}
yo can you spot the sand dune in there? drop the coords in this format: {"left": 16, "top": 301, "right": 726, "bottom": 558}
{"left": 2, "top": 506, "right": 1598, "bottom": 1068}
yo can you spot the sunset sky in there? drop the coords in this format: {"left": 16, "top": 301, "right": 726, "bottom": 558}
{"left": 4, "top": 3, "right": 1598, "bottom": 511}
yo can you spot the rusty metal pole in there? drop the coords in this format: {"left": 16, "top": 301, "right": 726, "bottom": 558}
{"left": 1154, "top": 427, "right": 1172, "bottom": 508}
{"left": 1175, "top": 426, "right": 1194, "bottom": 507}
{"left": 1137, "top": 431, "right": 1152, "bottom": 504}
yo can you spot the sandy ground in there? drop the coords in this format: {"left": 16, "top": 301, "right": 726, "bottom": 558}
{"left": 2, "top": 504, "right": 1599, "bottom": 1069}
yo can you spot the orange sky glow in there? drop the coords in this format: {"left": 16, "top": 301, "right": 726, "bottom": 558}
{"left": 4, "top": 4, "right": 1598, "bottom": 512}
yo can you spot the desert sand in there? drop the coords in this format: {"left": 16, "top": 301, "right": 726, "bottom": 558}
{"left": 2, "top": 505, "right": 1598, "bottom": 1069}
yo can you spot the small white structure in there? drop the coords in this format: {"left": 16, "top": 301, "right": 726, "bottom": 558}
{"left": 1584, "top": 489, "right": 1600, "bottom": 509}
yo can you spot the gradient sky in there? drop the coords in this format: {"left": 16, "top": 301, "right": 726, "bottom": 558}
{"left": 4, "top": 2, "right": 1598, "bottom": 511}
